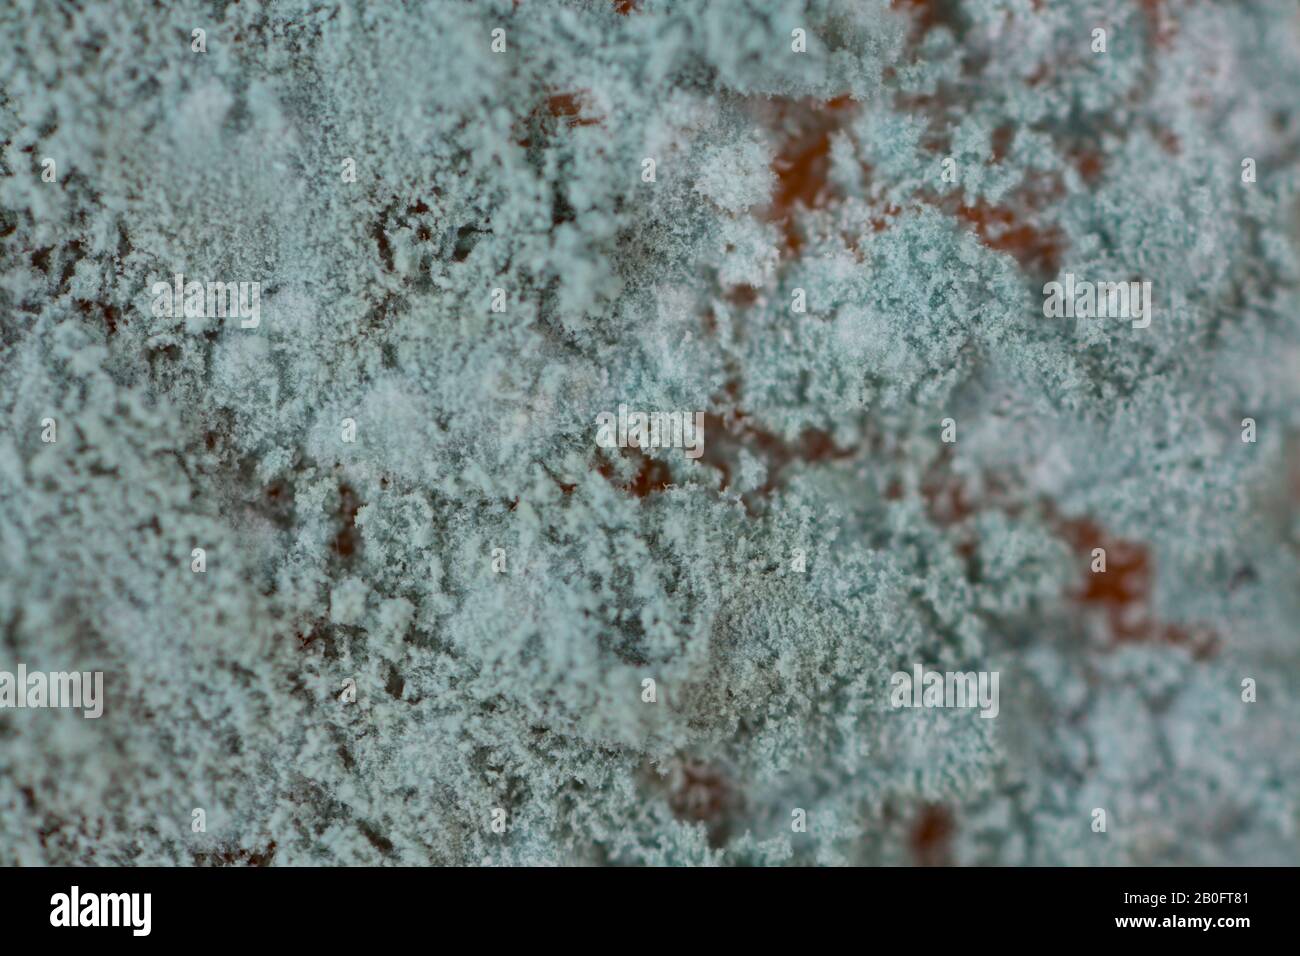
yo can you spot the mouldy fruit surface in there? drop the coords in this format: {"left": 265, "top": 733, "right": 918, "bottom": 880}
{"left": 1, "top": 0, "right": 1298, "bottom": 865}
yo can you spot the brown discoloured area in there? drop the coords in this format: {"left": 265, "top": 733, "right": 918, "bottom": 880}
{"left": 991, "top": 125, "right": 1015, "bottom": 164}
{"left": 295, "top": 623, "right": 322, "bottom": 650}
{"left": 18, "top": 786, "right": 69, "bottom": 852}
{"left": 75, "top": 298, "right": 123, "bottom": 336}
{"left": 333, "top": 483, "right": 362, "bottom": 559}
{"left": 767, "top": 95, "right": 857, "bottom": 255}
{"left": 1072, "top": 147, "right": 1105, "bottom": 184}
{"left": 516, "top": 90, "right": 603, "bottom": 149}
{"left": 512, "top": 89, "right": 603, "bottom": 149}
{"left": 545, "top": 92, "right": 602, "bottom": 128}
{"left": 956, "top": 201, "right": 1064, "bottom": 276}
{"left": 1139, "top": 0, "right": 1177, "bottom": 49}
{"left": 1154, "top": 125, "right": 1181, "bottom": 156}
{"left": 668, "top": 761, "right": 735, "bottom": 848}
{"left": 894, "top": 460, "right": 1219, "bottom": 660}
{"left": 370, "top": 212, "right": 394, "bottom": 273}
{"left": 870, "top": 201, "right": 903, "bottom": 234}
{"left": 1059, "top": 518, "right": 1219, "bottom": 659}
{"left": 909, "top": 803, "right": 955, "bottom": 866}
{"left": 596, "top": 447, "right": 673, "bottom": 498}
{"left": 698, "top": 395, "right": 857, "bottom": 506}
{"left": 920, "top": 452, "right": 976, "bottom": 527}
{"left": 1062, "top": 519, "right": 1150, "bottom": 617}
{"left": 891, "top": 0, "right": 947, "bottom": 36}
{"left": 585, "top": 391, "right": 853, "bottom": 507}
{"left": 724, "top": 285, "right": 760, "bottom": 308}
{"left": 195, "top": 841, "right": 277, "bottom": 866}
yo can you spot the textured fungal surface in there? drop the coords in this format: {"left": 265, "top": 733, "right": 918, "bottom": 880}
{"left": 1, "top": 0, "right": 1298, "bottom": 866}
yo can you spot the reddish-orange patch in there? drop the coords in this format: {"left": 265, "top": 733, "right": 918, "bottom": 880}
{"left": 1062, "top": 519, "right": 1150, "bottom": 617}
{"left": 516, "top": 90, "right": 602, "bottom": 148}
{"left": 956, "top": 201, "right": 1064, "bottom": 276}
{"left": 596, "top": 447, "right": 673, "bottom": 498}
{"left": 545, "top": 92, "right": 601, "bottom": 127}
{"left": 768, "top": 95, "right": 857, "bottom": 255}
{"left": 894, "top": 462, "right": 1218, "bottom": 660}
{"left": 891, "top": 0, "right": 945, "bottom": 35}
{"left": 871, "top": 202, "right": 903, "bottom": 233}
{"left": 724, "top": 285, "right": 760, "bottom": 307}
{"left": 991, "top": 125, "right": 1015, "bottom": 164}
{"left": 1059, "top": 518, "right": 1219, "bottom": 658}
{"left": 703, "top": 407, "right": 857, "bottom": 501}
{"left": 1072, "top": 148, "right": 1105, "bottom": 184}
